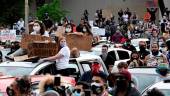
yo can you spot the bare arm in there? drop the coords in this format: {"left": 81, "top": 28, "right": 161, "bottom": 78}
{"left": 43, "top": 53, "right": 64, "bottom": 61}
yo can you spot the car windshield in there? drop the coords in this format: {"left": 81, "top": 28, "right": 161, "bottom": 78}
{"left": 0, "top": 66, "right": 34, "bottom": 76}
{"left": 132, "top": 73, "right": 158, "bottom": 92}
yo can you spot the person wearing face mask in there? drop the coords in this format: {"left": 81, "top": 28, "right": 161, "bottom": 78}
{"left": 41, "top": 36, "right": 71, "bottom": 76}
{"left": 82, "top": 25, "right": 92, "bottom": 36}
{"left": 127, "top": 51, "right": 144, "bottom": 68}
{"left": 111, "top": 70, "right": 141, "bottom": 96}
{"left": 138, "top": 41, "right": 150, "bottom": 61}
{"left": 91, "top": 72, "right": 110, "bottom": 96}
{"left": 6, "top": 20, "right": 48, "bottom": 59}
{"left": 65, "top": 23, "right": 73, "bottom": 33}
{"left": 31, "top": 20, "right": 49, "bottom": 37}
{"left": 145, "top": 43, "right": 168, "bottom": 67}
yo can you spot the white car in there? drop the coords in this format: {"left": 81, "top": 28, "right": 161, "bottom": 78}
{"left": 128, "top": 67, "right": 159, "bottom": 92}
{"left": 92, "top": 42, "right": 131, "bottom": 61}
{"left": 142, "top": 80, "right": 170, "bottom": 96}
{"left": 0, "top": 54, "right": 108, "bottom": 78}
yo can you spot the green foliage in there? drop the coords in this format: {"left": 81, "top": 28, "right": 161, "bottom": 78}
{"left": 36, "top": 0, "right": 68, "bottom": 22}
{"left": 0, "top": 0, "right": 25, "bottom": 25}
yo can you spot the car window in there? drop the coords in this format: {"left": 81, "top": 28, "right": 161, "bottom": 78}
{"left": 132, "top": 73, "right": 158, "bottom": 92}
{"left": 117, "top": 50, "right": 130, "bottom": 60}
{"left": 37, "top": 63, "right": 57, "bottom": 75}
{"left": 0, "top": 66, "right": 33, "bottom": 76}
{"left": 108, "top": 51, "right": 116, "bottom": 60}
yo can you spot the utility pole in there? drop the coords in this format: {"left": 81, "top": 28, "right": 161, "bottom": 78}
{"left": 25, "top": 0, "right": 29, "bottom": 34}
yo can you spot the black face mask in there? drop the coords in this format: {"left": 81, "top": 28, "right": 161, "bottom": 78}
{"left": 91, "top": 83, "right": 103, "bottom": 95}
{"left": 152, "top": 51, "right": 159, "bottom": 56}
{"left": 139, "top": 46, "right": 146, "bottom": 51}
{"left": 116, "top": 77, "right": 129, "bottom": 90}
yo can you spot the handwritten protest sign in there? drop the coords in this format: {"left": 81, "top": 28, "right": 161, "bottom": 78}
{"left": 66, "top": 34, "right": 93, "bottom": 51}
{"left": 28, "top": 42, "right": 58, "bottom": 58}
{"left": 20, "top": 34, "right": 52, "bottom": 49}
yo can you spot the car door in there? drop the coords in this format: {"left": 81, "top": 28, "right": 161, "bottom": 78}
{"left": 35, "top": 62, "right": 57, "bottom": 75}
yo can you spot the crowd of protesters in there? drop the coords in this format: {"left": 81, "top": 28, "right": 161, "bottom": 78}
{"left": 1, "top": 6, "right": 170, "bottom": 96}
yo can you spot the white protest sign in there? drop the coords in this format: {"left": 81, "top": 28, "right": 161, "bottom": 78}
{"left": 0, "top": 30, "right": 16, "bottom": 42}
{"left": 92, "top": 27, "right": 105, "bottom": 36}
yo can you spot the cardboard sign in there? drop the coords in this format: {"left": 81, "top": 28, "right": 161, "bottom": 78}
{"left": 66, "top": 34, "right": 93, "bottom": 51}
{"left": 28, "top": 42, "right": 58, "bottom": 57}
{"left": 20, "top": 34, "right": 52, "bottom": 49}
{"left": 55, "top": 26, "right": 65, "bottom": 37}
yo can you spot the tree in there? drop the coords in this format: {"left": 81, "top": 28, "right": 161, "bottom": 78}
{"left": 36, "top": 0, "right": 67, "bottom": 22}
{"left": 0, "top": 0, "right": 24, "bottom": 26}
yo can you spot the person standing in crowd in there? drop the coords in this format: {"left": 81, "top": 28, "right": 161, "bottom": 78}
{"left": 16, "top": 18, "right": 24, "bottom": 34}
{"left": 138, "top": 41, "right": 150, "bottom": 60}
{"left": 150, "top": 28, "right": 160, "bottom": 44}
{"left": 122, "top": 40, "right": 136, "bottom": 52}
{"left": 165, "top": 39, "right": 170, "bottom": 66}
{"left": 91, "top": 72, "right": 110, "bottom": 96}
{"left": 76, "top": 18, "right": 85, "bottom": 32}
{"left": 83, "top": 9, "right": 89, "bottom": 21}
{"left": 147, "top": 7, "right": 157, "bottom": 23}
{"left": 41, "top": 36, "right": 70, "bottom": 76}
{"left": 105, "top": 19, "right": 112, "bottom": 41}
{"left": 43, "top": 13, "right": 53, "bottom": 33}
{"left": 164, "top": 7, "right": 170, "bottom": 19}
{"left": 127, "top": 51, "right": 144, "bottom": 68}
{"left": 144, "top": 43, "right": 168, "bottom": 67}
{"left": 110, "top": 70, "right": 141, "bottom": 96}
{"left": 82, "top": 24, "right": 93, "bottom": 36}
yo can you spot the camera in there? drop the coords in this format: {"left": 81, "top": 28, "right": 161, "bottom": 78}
{"left": 6, "top": 86, "right": 15, "bottom": 96}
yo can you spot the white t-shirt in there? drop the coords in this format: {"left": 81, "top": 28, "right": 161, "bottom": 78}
{"left": 56, "top": 46, "right": 70, "bottom": 70}
{"left": 30, "top": 31, "right": 49, "bottom": 37}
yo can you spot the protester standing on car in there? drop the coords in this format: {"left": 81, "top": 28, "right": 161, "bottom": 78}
{"left": 110, "top": 70, "right": 141, "bottom": 96}
{"left": 42, "top": 36, "right": 70, "bottom": 76}
{"left": 144, "top": 43, "right": 168, "bottom": 67}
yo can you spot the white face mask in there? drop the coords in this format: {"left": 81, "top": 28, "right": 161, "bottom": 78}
{"left": 83, "top": 28, "right": 87, "bottom": 32}
{"left": 65, "top": 28, "right": 72, "bottom": 32}
{"left": 33, "top": 26, "right": 40, "bottom": 32}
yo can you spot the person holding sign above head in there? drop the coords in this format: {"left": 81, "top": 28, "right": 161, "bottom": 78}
{"left": 41, "top": 36, "right": 71, "bottom": 76}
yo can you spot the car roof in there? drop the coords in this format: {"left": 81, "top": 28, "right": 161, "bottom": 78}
{"left": 73, "top": 54, "right": 102, "bottom": 62}
{"left": 149, "top": 80, "right": 170, "bottom": 90}
{"left": 128, "top": 67, "right": 157, "bottom": 75}
{"left": 0, "top": 61, "right": 38, "bottom": 68}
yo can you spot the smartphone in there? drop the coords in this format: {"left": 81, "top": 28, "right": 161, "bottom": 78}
{"left": 84, "top": 89, "right": 91, "bottom": 96}
{"left": 54, "top": 76, "right": 61, "bottom": 86}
